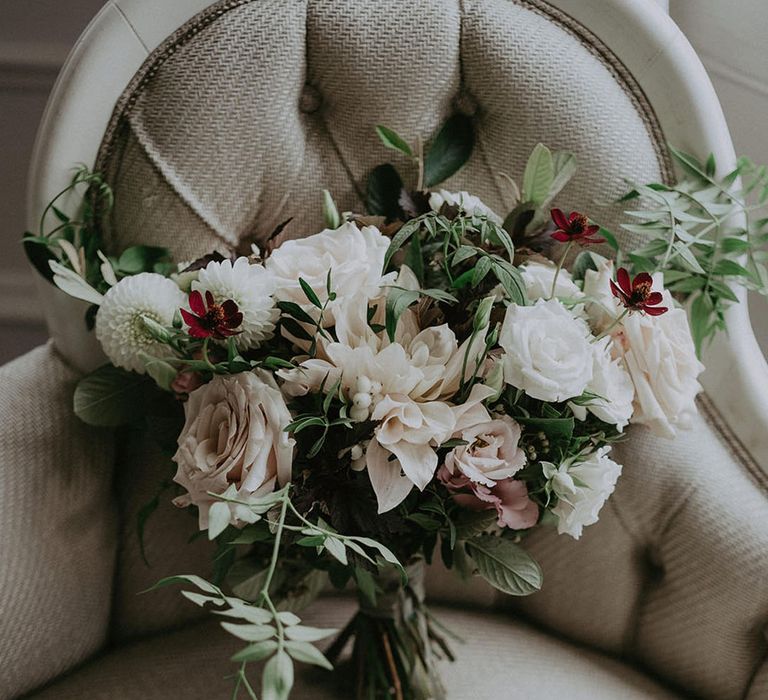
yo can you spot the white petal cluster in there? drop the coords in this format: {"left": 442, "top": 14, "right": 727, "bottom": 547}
{"left": 428, "top": 189, "right": 503, "bottom": 224}
{"left": 499, "top": 298, "right": 594, "bottom": 402}
{"left": 520, "top": 261, "right": 584, "bottom": 302}
{"left": 543, "top": 447, "right": 623, "bottom": 539}
{"left": 265, "top": 222, "right": 395, "bottom": 326}
{"left": 193, "top": 257, "right": 278, "bottom": 350}
{"left": 95, "top": 272, "right": 186, "bottom": 374}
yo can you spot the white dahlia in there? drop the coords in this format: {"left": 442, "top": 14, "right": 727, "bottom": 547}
{"left": 192, "top": 257, "right": 278, "bottom": 350}
{"left": 95, "top": 273, "right": 186, "bottom": 374}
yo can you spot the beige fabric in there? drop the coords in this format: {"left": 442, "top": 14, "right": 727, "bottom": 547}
{"left": 496, "top": 407, "right": 768, "bottom": 700}
{"left": 7, "top": 1, "right": 767, "bottom": 699}
{"left": 31, "top": 597, "right": 680, "bottom": 699}
{"left": 95, "top": 0, "right": 668, "bottom": 262}
{"left": 0, "top": 344, "right": 116, "bottom": 699}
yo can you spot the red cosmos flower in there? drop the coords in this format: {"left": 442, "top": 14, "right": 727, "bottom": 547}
{"left": 180, "top": 290, "right": 243, "bottom": 339}
{"left": 610, "top": 268, "right": 669, "bottom": 316}
{"left": 550, "top": 208, "right": 605, "bottom": 245}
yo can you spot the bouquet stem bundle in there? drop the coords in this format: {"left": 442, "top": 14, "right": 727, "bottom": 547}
{"left": 327, "top": 559, "right": 451, "bottom": 700}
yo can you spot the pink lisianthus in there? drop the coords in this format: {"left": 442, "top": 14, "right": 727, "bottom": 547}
{"left": 171, "top": 369, "right": 203, "bottom": 397}
{"left": 438, "top": 466, "right": 538, "bottom": 530}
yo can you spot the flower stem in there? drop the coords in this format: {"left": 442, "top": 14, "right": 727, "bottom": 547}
{"left": 416, "top": 136, "right": 425, "bottom": 192}
{"left": 549, "top": 240, "right": 573, "bottom": 299}
{"left": 592, "top": 308, "right": 629, "bottom": 342}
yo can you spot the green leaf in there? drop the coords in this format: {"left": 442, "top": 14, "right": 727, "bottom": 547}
{"left": 367, "top": 163, "right": 404, "bottom": 220}
{"left": 117, "top": 245, "right": 170, "bottom": 274}
{"left": 277, "top": 301, "right": 318, "bottom": 326}
{"left": 284, "top": 641, "right": 334, "bottom": 671}
{"left": 324, "top": 537, "right": 348, "bottom": 565}
{"left": 145, "top": 574, "right": 222, "bottom": 596}
{"left": 466, "top": 535, "right": 543, "bottom": 596}
{"left": 455, "top": 510, "right": 498, "bottom": 540}
{"left": 597, "top": 227, "right": 620, "bottom": 252}
{"left": 298, "top": 278, "right": 323, "bottom": 308}
{"left": 571, "top": 251, "right": 603, "bottom": 282}
{"left": 22, "top": 238, "right": 57, "bottom": 282}
{"left": 73, "top": 364, "right": 149, "bottom": 427}
{"left": 690, "top": 291, "right": 714, "bottom": 357}
{"left": 353, "top": 567, "right": 377, "bottom": 607}
{"left": 231, "top": 640, "right": 279, "bottom": 663}
{"left": 375, "top": 125, "right": 413, "bottom": 156}
{"left": 521, "top": 143, "right": 554, "bottom": 205}
{"left": 220, "top": 622, "right": 276, "bottom": 642}
{"left": 384, "top": 216, "right": 422, "bottom": 269}
{"left": 712, "top": 259, "right": 751, "bottom": 277}
{"left": 262, "top": 650, "right": 294, "bottom": 700}
{"left": 423, "top": 114, "right": 475, "bottom": 187}
{"left": 385, "top": 287, "right": 420, "bottom": 341}
{"left": 518, "top": 416, "right": 574, "bottom": 443}
{"left": 322, "top": 190, "right": 341, "bottom": 229}
{"left": 285, "top": 626, "right": 337, "bottom": 642}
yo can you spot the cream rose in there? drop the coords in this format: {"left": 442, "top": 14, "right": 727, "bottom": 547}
{"left": 499, "top": 298, "right": 593, "bottom": 402}
{"left": 619, "top": 301, "right": 704, "bottom": 438}
{"left": 543, "top": 447, "right": 622, "bottom": 539}
{"left": 520, "top": 261, "right": 584, "bottom": 302}
{"left": 265, "top": 221, "right": 395, "bottom": 326}
{"left": 444, "top": 415, "right": 526, "bottom": 487}
{"left": 173, "top": 371, "right": 295, "bottom": 535}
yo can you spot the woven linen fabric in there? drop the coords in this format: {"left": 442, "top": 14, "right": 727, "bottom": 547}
{"left": 0, "top": 344, "right": 117, "bottom": 700}
{"left": 30, "top": 597, "right": 681, "bottom": 700}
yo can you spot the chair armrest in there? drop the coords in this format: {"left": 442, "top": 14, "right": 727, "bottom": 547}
{"left": 0, "top": 343, "right": 116, "bottom": 698}
{"left": 499, "top": 403, "right": 768, "bottom": 700}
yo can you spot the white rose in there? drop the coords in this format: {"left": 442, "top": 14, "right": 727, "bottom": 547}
{"left": 428, "top": 190, "right": 503, "bottom": 224}
{"left": 543, "top": 447, "right": 622, "bottom": 539}
{"left": 499, "top": 299, "right": 593, "bottom": 402}
{"left": 520, "top": 261, "right": 584, "bottom": 302}
{"left": 265, "top": 221, "right": 395, "bottom": 326}
{"left": 172, "top": 371, "right": 295, "bottom": 535}
{"left": 619, "top": 300, "right": 704, "bottom": 438}
{"left": 571, "top": 336, "right": 635, "bottom": 430}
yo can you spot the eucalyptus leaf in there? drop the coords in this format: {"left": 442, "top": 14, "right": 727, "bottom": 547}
{"left": 231, "top": 640, "right": 279, "bottom": 663}
{"left": 284, "top": 641, "right": 334, "bottom": 671}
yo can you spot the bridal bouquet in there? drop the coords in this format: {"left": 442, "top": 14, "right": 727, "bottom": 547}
{"left": 24, "top": 116, "right": 768, "bottom": 699}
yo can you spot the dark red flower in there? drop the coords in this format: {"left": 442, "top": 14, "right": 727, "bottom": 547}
{"left": 550, "top": 208, "right": 604, "bottom": 245}
{"left": 610, "top": 268, "right": 668, "bottom": 316}
{"left": 181, "top": 290, "right": 243, "bottom": 339}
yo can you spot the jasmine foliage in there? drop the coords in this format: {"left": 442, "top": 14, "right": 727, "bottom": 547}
{"left": 614, "top": 148, "right": 768, "bottom": 355}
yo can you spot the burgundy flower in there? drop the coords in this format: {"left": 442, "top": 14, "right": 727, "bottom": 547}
{"left": 180, "top": 290, "right": 243, "bottom": 339}
{"left": 610, "top": 268, "right": 668, "bottom": 316}
{"left": 550, "top": 208, "right": 604, "bottom": 245}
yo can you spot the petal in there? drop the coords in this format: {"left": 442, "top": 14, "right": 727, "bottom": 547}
{"left": 205, "top": 290, "right": 215, "bottom": 308}
{"left": 228, "top": 312, "right": 244, "bottom": 328}
{"left": 551, "top": 231, "right": 571, "bottom": 242}
{"left": 386, "top": 440, "right": 439, "bottom": 491}
{"left": 646, "top": 292, "right": 663, "bottom": 305}
{"left": 609, "top": 280, "right": 625, "bottom": 301}
{"left": 643, "top": 305, "right": 669, "bottom": 316}
{"left": 616, "top": 267, "right": 631, "bottom": 294}
{"left": 585, "top": 224, "right": 601, "bottom": 236}
{"left": 551, "top": 208, "right": 569, "bottom": 230}
{"left": 188, "top": 290, "right": 206, "bottom": 316}
{"left": 633, "top": 272, "right": 653, "bottom": 289}
{"left": 180, "top": 308, "right": 201, "bottom": 327}
{"left": 221, "top": 299, "right": 239, "bottom": 315}
{"left": 366, "top": 439, "right": 414, "bottom": 513}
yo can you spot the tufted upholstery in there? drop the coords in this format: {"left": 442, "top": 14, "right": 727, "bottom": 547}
{"left": 2, "top": 1, "right": 767, "bottom": 699}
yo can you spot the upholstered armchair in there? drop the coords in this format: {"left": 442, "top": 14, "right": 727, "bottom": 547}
{"left": 2, "top": 1, "right": 767, "bottom": 698}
